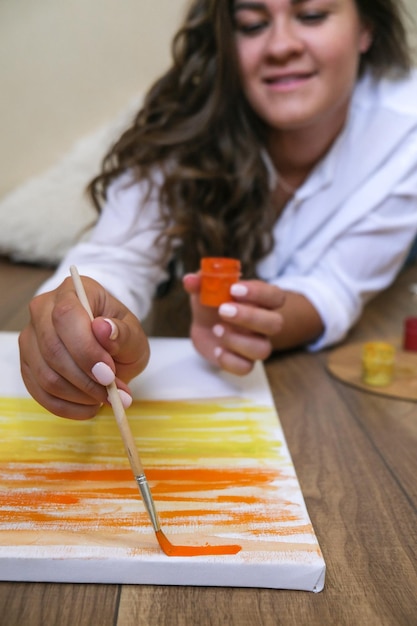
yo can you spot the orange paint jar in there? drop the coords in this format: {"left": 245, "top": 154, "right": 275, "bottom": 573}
{"left": 200, "top": 257, "right": 241, "bottom": 307}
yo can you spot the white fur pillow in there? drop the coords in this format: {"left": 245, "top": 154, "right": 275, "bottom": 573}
{"left": 0, "top": 95, "right": 142, "bottom": 265}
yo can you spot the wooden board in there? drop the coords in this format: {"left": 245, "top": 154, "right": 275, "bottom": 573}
{"left": 327, "top": 338, "right": 417, "bottom": 401}
{"left": 0, "top": 333, "right": 325, "bottom": 591}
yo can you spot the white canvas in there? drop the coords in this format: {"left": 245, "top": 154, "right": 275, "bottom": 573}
{"left": 0, "top": 333, "right": 325, "bottom": 591}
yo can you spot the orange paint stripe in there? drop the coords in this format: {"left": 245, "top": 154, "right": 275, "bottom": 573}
{"left": 160, "top": 508, "right": 299, "bottom": 524}
{"left": 0, "top": 493, "right": 80, "bottom": 506}
{"left": 0, "top": 510, "right": 141, "bottom": 525}
{"left": 155, "top": 529, "right": 242, "bottom": 557}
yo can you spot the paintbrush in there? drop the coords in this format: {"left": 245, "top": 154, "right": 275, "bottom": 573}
{"left": 70, "top": 265, "right": 241, "bottom": 557}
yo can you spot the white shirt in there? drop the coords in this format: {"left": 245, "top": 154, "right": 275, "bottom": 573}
{"left": 41, "top": 70, "right": 417, "bottom": 350}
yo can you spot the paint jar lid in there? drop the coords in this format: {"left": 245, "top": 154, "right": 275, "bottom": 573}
{"left": 200, "top": 257, "right": 241, "bottom": 273}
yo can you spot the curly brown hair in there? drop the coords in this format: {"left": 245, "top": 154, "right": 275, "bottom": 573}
{"left": 88, "top": 0, "right": 413, "bottom": 277}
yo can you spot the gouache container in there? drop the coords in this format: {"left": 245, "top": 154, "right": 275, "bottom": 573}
{"left": 403, "top": 317, "right": 417, "bottom": 352}
{"left": 362, "top": 341, "right": 395, "bottom": 387}
{"left": 200, "top": 257, "right": 241, "bottom": 307}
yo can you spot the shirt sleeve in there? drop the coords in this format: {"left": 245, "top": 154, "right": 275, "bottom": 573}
{"left": 37, "top": 175, "right": 169, "bottom": 321}
{"left": 275, "top": 172, "right": 417, "bottom": 351}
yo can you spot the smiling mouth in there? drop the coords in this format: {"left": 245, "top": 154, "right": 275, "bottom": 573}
{"left": 264, "top": 72, "right": 315, "bottom": 85}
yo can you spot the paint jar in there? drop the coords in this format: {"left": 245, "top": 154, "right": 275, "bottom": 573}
{"left": 403, "top": 317, "right": 417, "bottom": 351}
{"left": 200, "top": 257, "right": 241, "bottom": 307}
{"left": 362, "top": 341, "right": 395, "bottom": 387}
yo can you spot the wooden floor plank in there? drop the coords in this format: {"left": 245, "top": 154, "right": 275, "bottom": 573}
{"left": 0, "top": 582, "right": 120, "bottom": 626}
{"left": 264, "top": 351, "right": 417, "bottom": 626}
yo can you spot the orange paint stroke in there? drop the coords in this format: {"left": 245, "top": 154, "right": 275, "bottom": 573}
{"left": 0, "top": 492, "right": 80, "bottom": 507}
{"left": 155, "top": 529, "right": 241, "bottom": 557}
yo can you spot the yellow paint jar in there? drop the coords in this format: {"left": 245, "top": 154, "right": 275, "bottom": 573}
{"left": 362, "top": 342, "right": 395, "bottom": 387}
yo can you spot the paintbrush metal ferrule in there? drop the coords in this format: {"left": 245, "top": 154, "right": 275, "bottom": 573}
{"left": 135, "top": 474, "right": 161, "bottom": 531}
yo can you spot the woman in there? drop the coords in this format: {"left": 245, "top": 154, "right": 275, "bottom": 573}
{"left": 19, "top": 0, "right": 417, "bottom": 418}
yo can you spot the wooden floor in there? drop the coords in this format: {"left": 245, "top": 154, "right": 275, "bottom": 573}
{"left": 0, "top": 257, "right": 416, "bottom": 626}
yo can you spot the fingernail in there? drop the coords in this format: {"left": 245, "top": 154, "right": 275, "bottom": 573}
{"left": 214, "top": 346, "right": 223, "bottom": 359}
{"left": 91, "top": 362, "right": 115, "bottom": 386}
{"left": 219, "top": 303, "right": 238, "bottom": 318}
{"left": 103, "top": 318, "right": 118, "bottom": 340}
{"left": 108, "top": 389, "right": 132, "bottom": 409}
{"left": 230, "top": 283, "right": 248, "bottom": 297}
{"left": 213, "top": 324, "right": 225, "bottom": 338}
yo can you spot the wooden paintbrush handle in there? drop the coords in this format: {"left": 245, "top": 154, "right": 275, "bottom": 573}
{"left": 69, "top": 265, "right": 145, "bottom": 477}
{"left": 106, "top": 381, "right": 145, "bottom": 476}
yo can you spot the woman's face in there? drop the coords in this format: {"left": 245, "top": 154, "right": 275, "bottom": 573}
{"left": 233, "top": 0, "right": 372, "bottom": 134}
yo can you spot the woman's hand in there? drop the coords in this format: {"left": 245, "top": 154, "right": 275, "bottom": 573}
{"left": 19, "top": 275, "right": 150, "bottom": 420}
{"left": 183, "top": 273, "right": 285, "bottom": 375}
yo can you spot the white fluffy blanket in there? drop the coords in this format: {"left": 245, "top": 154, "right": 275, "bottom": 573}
{"left": 0, "top": 95, "right": 142, "bottom": 265}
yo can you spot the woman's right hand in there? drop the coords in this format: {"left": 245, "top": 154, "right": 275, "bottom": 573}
{"left": 19, "top": 275, "right": 150, "bottom": 420}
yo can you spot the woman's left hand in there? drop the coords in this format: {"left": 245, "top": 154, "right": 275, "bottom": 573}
{"left": 183, "top": 274, "right": 285, "bottom": 375}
